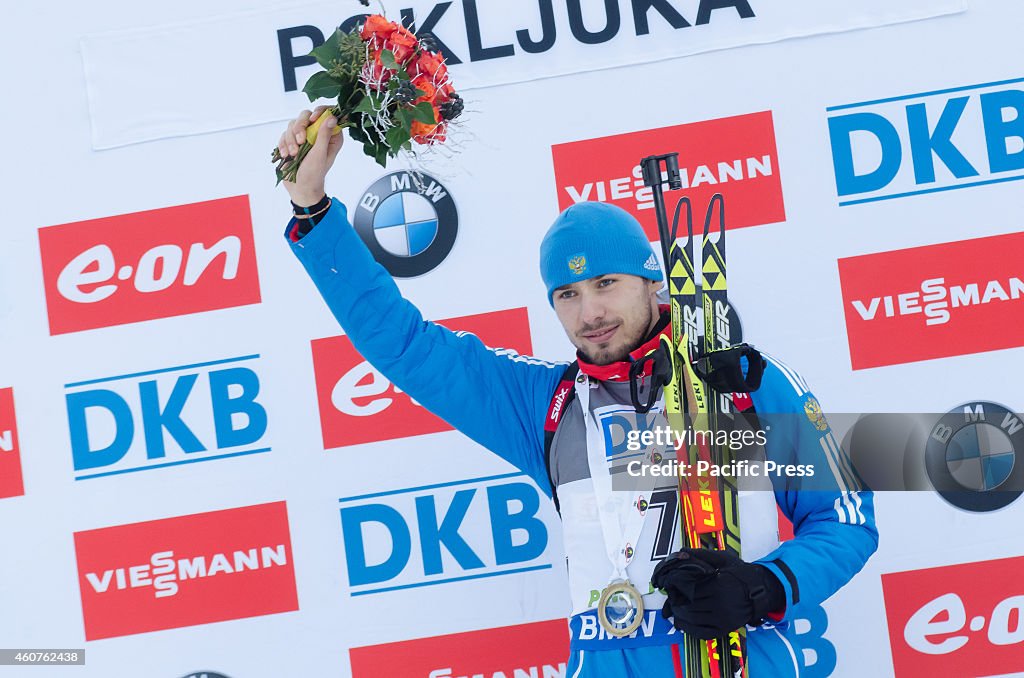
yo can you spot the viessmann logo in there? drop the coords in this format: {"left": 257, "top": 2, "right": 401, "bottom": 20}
{"left": 838, "top": 231, "right": 1024, "bottom": 369}
{"left": 349, "top": 620, "right": 568, "bottom": 678}
{"left": 0, "top": 387, "right": 24, "bottom": 499}
{"left": 551, "top": 111, "right": 785, "bottom": 242}
{"left": 38, "top": 196, "right": 261, "bottom": 335}
{"left": 312, "top": 307, "right": 536, "bottom": 449}
{"left": 74, "top": 502, "right": 298, "bottom": 640}
{"left": 882, "top": 556, "right": 1024, "bottom": 677}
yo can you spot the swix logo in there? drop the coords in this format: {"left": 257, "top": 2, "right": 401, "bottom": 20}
{"left": 549, "top": 387, "right": 570, "bottom": 422}
{"left": 312, "top": 307, "right": 535, "bottom": 449}
{"left": 838, "top": 232, "right": 1024, "bottom": 369}
{"left": 74, "top": 502, "right": 298, "bottom": 640}
{"left": 882, "top": 556, "right": 1024, "bottom": 676}
{"left": 349, "top": 620, "right": 568, "bottom": 678}
{"left": 339, "top": 473, "right": 552, "bottom": 595}
{"left": 65, "top": 354, "right": 269, "bottom": 480}
{"left": 38, "top": 196, "right": 261, "bottom": 335}
{"left": 0, "top": 387, "right": 24, "bottom": 499}
{"left": 552, "top": 112, "right": 785, "bottom": 241}
{"left": 828, "top": 77, "right": 1024, "bottom": 205}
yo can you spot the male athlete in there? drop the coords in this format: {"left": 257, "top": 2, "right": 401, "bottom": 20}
{"left": 277, "top": 108, "right": 878, "bottom": 677}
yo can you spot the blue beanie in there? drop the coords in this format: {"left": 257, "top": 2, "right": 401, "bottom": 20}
{"left": 539, "top": 202, "right": 663, "bottom": 306}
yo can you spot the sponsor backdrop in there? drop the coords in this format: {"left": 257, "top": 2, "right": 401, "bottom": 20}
{"left": 3, "top": 0, "right": 1024, "bottom": 676}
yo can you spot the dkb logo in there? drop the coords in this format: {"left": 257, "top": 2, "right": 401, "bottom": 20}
{"left": 827, "top": 77, "right": 1024, "bottom": 205}
{"left": 65, "top": 355, "right": 269, "bottom": 481}
{"left": 339, "top": 473, "right": 552, "bottom": 595}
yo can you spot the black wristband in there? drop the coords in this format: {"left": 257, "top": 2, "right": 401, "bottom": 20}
{"left": 292, "top": 194, "right": 331, "bottom": 238}
{"left": 291, "top": 194, "right": 329, "bottom": 215}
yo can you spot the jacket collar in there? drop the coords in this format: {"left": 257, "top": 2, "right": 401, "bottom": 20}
{"left": 576, "top": 306, "right": 670, "bottom": 382}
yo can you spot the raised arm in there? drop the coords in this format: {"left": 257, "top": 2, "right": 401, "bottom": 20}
{"left": 276, "top": 109, "right": 567, "bottom": 493}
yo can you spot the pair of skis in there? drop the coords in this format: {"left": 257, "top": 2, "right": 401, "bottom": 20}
{"left": 640, "top": 154, "right": 745, "bottom": 678}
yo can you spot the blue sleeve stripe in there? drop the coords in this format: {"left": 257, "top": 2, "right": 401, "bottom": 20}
{"left": 852, "top": 491, "right": 866, "bottom": 525}
{"left": 829, "top": 429, "right": 863, "bottom": 492}
{"left": 818, "top": 435, "right": 851, "bottom": 494}
{"left": 821, "top": 431, "right": 861, "bottom": 492}
{"left": 452, "top": 331, "right": 569, "bottom": 370}
{"left": 820, "top": 432, "right": 868, "bottom": 525}
{"left": 764, "top": 354, "right": 809, "bottom": 395}
{"left": 833, "top": 491, "right": 867, "bottom": 526}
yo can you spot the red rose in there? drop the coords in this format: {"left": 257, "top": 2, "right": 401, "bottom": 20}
{"left": 360, "top": 14, "right": 395, "bottom": 42}
{"left": 392, "top": 24, "right": 416, "bottom": 44}
{"left": 387, "top": 28, "right": 418, "bottom": 64}
{"left": 412, "top": 76, "right": 437, "bottom": 104}
{"left": 413, "top": 50, "right": 446, "bottom": 79}
{"left": 411, "top": 117, "right": 446, "bottom": 144}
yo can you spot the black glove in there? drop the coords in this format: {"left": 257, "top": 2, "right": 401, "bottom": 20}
{"left": 650, "top": 548, "right": 786, "bottom": 640}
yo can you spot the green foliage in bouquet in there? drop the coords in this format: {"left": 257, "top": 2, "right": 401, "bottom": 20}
{"left": 271, "top": 15, "right": 463, "bottom": 183}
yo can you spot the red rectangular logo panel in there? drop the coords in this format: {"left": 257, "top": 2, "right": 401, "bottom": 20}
{"left": 0, "top": 387, "right": 24, "bottom": 499}
{"left": 882, "top": 556, "right": 1024, "bottom": 677}
{"left": 349, "top": 620, "right": 568, "bottom": 678}
{"left": 312, "top": 307, "right": 535, "bottom": 449}
{"left": 551, "top": 111, "right": 785, "bottom": 240}
{"left": 38, "top": 196, "right": 261, "bottom": 335}
{"left": 73, "top": 501, "right": 298, "bottom": 640}
{"left": 838, "top": 232, "right": 1024, "bottom": 369}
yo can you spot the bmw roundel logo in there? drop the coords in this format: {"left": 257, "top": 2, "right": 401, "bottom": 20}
{"left": 925, "top": 401, "right": 1023, "bottom": 512}
{"left": 352, "top": 171, "right": 458, "bottom": 278}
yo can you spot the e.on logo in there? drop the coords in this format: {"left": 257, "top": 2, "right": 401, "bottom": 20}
{"left": 0, "top": 387, "right": 24, "bottom": 499}
{"left": 311, "top": 307, "right": 535, "bottom": 449}
{"left": 838, "top": 231, "right": 1024, "bottom": 369}
{"left": 38, "top": 196, "right": 261, "bottom": 335}
{"left": 882, "top": 556, "right": 1024, "bottom": 677}
{"left": 349, "top": 620, "right": 568, "bottom": 678}
{"left": 73, "top": 502, "right": 297, "bottom": 640}
{"left": 551, "top": 112, "right": 785, "bottom": 241}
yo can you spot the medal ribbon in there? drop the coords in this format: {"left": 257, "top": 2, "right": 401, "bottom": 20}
{"left": 575, "top": 373, "right": 663, "bottom": 584}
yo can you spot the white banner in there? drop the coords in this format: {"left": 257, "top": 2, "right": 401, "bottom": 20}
{"left": 10, "top": 0, "right": 1024, "bottom": 675}
{"left": 81, "top": 0, "right": 966, "bottom": 148}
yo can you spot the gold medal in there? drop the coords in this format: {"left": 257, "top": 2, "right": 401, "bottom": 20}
{"left": 596, "top": 579, "right": 645, "bottom": 637}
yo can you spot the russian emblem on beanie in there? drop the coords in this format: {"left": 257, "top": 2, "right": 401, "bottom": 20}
{"left": 539, "top": 202, "right": 663, "bottom": 306}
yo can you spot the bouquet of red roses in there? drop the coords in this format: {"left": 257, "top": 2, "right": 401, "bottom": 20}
{"left": 272, "top": 14, "right": 463, "bottom": 183}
